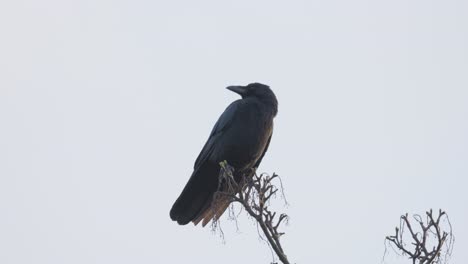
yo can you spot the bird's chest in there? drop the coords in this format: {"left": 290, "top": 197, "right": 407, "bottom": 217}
{"left": 220, "top": 111, "right": 272, "bottom": 169}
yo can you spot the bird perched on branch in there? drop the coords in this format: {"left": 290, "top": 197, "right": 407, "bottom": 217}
{"left": 170, "top": 83, "right": 278, "bottom": 226}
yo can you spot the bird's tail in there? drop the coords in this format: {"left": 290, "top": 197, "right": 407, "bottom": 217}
{"left": 192, "top": 195, "right": 231, "bottom": 227}
{"left": 170, "top": 162, "right": 220, "bottom": 225}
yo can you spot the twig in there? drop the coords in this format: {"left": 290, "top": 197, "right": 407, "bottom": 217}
{"left": 216, "top": 161, "right": 291, "bottom": 264}
{"left": 385, "top": 209, "right": 454, "bottom": 264}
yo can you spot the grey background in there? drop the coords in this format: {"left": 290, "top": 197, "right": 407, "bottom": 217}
{"left": 1, "top": 0, "right": 467, "bottom": 263}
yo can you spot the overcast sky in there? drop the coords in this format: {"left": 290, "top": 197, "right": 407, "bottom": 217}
{"left": 1, "top": 0, "right": 467, "bottom": 263}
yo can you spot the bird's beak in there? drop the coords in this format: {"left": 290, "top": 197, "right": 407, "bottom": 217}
{"left": 226, "top": 85, "right": 247, "bottom": 96}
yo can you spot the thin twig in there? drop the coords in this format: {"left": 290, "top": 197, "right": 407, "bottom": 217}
{"left": 215, "top": 161, "right": 290, "bottom": 264}
{"left": 385, "top": 209, "right": 454, "bottom": 264}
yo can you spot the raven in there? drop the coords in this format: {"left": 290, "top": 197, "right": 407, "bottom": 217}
{"left": 170, "top": 83, "right": 278, "bottom": 226}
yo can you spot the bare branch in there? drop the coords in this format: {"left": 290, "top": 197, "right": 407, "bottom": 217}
{"left": 214, "top": 161, "right": 291, "bottom": 264}
{"left": 385, "top": 210, "right": 454, "bottom": 264}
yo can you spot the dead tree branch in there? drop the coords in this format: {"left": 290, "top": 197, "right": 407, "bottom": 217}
{"left": 385, "top": 209, "right": 454, "bottom": 264}
{"left": 214, "top": 161, "right": 290, "bottom": 264}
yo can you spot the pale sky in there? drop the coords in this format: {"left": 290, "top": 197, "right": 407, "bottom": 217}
{"left": 1, "top": 0, "right": 467, "bottom": 263}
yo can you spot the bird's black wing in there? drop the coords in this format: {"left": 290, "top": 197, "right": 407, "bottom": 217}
{"left": 194, "top": 100, "right": 240, "bottom": 169}
{"left": 170, "top": 100, "right": 241, "bottom": 225}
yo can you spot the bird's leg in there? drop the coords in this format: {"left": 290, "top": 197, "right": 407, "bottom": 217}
{"left": 218, "top": 160, "right": 238, "bottom": 194}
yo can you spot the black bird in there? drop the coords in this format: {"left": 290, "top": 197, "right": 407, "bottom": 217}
{"left": 170, "top": 83, "right": 278, "bottom": 226}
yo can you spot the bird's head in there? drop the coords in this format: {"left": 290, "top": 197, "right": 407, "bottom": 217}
{"left": 227, "top": 83, "right": 278, "bottom": 116}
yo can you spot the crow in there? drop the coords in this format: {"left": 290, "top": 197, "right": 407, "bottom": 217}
{"left": 170, "top": 83, "right": 278, "bottom": 226}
